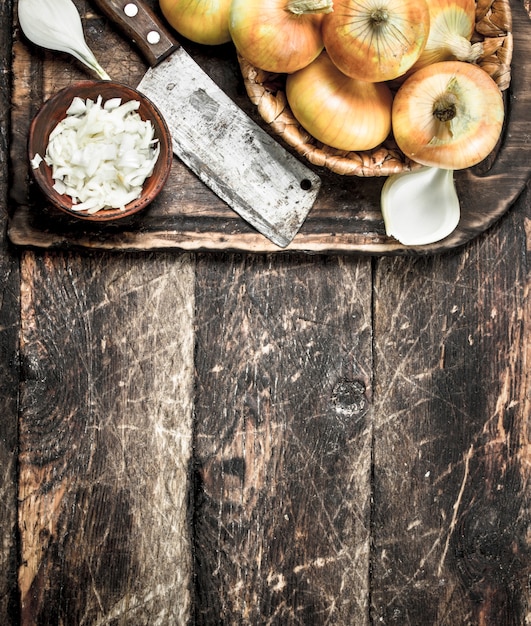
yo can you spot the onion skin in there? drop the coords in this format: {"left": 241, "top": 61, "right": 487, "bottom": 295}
{"left": 229, "top": 0, "right": 332, "bottom": 74}
{"left": 159, "top": 0, "right": 232, "bottom": 45}
{"left": 322, "top": 0, "right": 430, "bottom": 82}
{"left": 392, "top": 61, "right": 505, "bottom": 170}
{"left": 408, "top": 0, "right": 481, "bottom": 73}
{"left": 286, "top": 52, "right": 393, "bottom": 151}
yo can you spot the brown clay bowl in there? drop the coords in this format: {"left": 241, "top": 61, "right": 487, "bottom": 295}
{"left": 28, "top": 80, "right": 173, "bottom": 221}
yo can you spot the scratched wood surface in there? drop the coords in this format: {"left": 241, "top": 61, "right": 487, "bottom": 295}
{"left": 0, "top": 0, "right": 21, "bottom": 621}
{"left": 17, "top": 251, "right": 195, "bottom": 624}
{"left": 371, "top": 220, "right": 531, "bottom": 624}
{"left": 1, "top": 1, "right": 531, "bottom": 625}
{"left": 193, "top": 254, "right": 373, "bottom": 624}
{"left": 6, "top": 0, "right": 531, "bottom": 254}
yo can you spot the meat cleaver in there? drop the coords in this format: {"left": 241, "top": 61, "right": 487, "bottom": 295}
{"left": 92, "top": 0, "right": 321, "bottom": 247}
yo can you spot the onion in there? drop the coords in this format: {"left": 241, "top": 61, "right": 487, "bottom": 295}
{"left": 159, "top": 0, "right": 232, "bottom": 46}
{"left": 34, "top": 96, "right": 160, "bottom": 213}
{"left": 18, "top": 0, "right": 110, "bottom": 80}
{"left": 381, "top": 167, "right": 460, "bottom": 245}
{"left": 408, "top": 0, "right": 483, "bottom": 73}
{"left": 229, "top": 0, "right": 333, "bottom": 74}
{"left": 322, "top": 0, "right": 430, "bottom": 82}
{"left": 392, "top": 61, "right": 505, "bottom": 170}
{"left": 286, "top": 52, "right": 393, "bottom": 151}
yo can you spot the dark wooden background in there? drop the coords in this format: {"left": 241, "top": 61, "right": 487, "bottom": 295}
{"left": 1, "top": 0, "right": 530, "bottom": 624}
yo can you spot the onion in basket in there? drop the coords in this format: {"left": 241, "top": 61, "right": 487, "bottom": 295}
{"left": 392, "top": 61, "right": 505, "bottom": 170}
{"left": 229, "top": 0, "right": 333, "bottom": 74}
{"left": 286, "top": 52, "right": 393, "bottom": 151}
{"left": 322, "top": 0, "right": 430, "bottom": 82}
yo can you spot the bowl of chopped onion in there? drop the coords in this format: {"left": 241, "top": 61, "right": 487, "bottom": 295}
{"left": 28, "top": 80, "right": 173, "bottom": 221}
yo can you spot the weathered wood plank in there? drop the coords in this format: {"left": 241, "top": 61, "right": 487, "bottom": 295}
{"left": 193, "top": 254, "right": 373, "bottom": 624}
{"left": 0, "top": 0, "right": 21, "bottom": 623}
{"left": 14, "top": 11, "right": 198, "bottom": 622}
{"left": 18, "top": 250, "right": 195, "bottom": 624}
{"left": 370, "top": 189, "right": 531, "bottom": 624}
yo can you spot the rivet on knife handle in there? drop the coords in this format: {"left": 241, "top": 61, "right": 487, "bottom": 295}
{"left": 92, "top": 0, "right": 179, "bottom": 66}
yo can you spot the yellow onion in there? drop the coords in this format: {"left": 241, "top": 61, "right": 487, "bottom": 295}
{"left": 410, "top": 0, "right": 483, "bottom": 72}
{"left": 392, "top": 61, "right": 504, "bottom": 170}
{"left": 159, "top": 0, "right": 232, "bottom": 45}
{"left": 229, "top": 0, "right": 333, "bottom": 74}
{"left": 286, "top": 52, "right": 393, "bottom": 151}
{"left": 322, "top": 0, "right": 430, "bottom": 82}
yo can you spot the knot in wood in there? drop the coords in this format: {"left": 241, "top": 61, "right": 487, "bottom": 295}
{"left": 454, "top": 501, "right": 525, "bottom": 589}
{"left": 331, "top": 380, "right": 368, "bottom": 419}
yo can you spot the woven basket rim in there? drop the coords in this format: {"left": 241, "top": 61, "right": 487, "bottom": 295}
{"left": 239, "top": 0, "right": 513, "bottom": 177}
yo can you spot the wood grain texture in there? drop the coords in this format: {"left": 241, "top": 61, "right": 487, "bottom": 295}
{"left": 3, "top": 1, "right": 531, "bottom": 625}
{"left": 371, "top": 195, "right": 531, "bottom": 624}
{"left": 18, "top": 251, "right": 195, "bottom": 624}
{"left": 7, "top": 0, "right": 531, "bottom": 255}
{"left": 0, "top": 0, "right": 21, "bottom": 623}
{"left": 193, "top": 254, "right": 373, "bottom": 624}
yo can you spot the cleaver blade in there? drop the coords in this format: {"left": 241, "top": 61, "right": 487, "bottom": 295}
{"left": 92, "top": 0, "right": 321, "bottom": 247}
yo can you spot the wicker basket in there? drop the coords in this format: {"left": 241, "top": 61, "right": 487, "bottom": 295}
{"left": 238, "top": 0, "right": 513, "bottom": 177}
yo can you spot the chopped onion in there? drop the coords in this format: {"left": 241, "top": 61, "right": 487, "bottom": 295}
{"left": 33, "top": 95, "right": 160, "bottom": 213}
{"left": 30, "top": 153, "right": 43, "bottom": 169}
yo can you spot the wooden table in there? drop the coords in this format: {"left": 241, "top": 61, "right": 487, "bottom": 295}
{"left": 1, "top": 1, "right": 530, "bottom": 624}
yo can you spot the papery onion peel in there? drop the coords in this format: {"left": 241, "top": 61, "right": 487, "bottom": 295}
{"left": 322, "top": 0, "right": 430, "bottom": 82}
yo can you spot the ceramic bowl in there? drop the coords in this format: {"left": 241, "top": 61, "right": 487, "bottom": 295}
{"left": 28, "top": 80, "right": 173, "bottom": 221}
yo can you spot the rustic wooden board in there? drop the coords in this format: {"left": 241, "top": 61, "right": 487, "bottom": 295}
{"left": 7, "top": 0, "right": 531, "bottom": 255}
{"left": 370, "top": 201, "right": 531, "bottom": 623}
{"left": 17, "top": 250, "right": 196, "bottom": 624}
{"left": 0, "top": 0, "right": 22, "bottom": 622}
{"left": 193, "top": 254, "right": 373, "bottom": 624}
{"left": 12, "top": 206, "right": 531, "bottom": 625}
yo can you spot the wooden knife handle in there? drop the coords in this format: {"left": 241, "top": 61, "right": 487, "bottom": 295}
{"left": 92, "top": 0, "right": 180, "bottom": 67}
